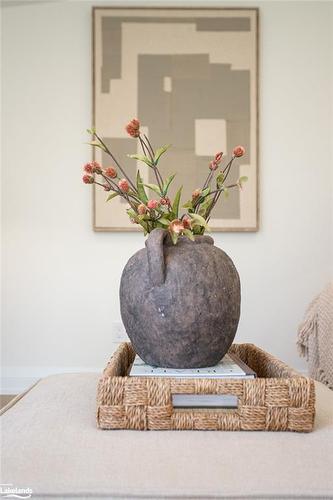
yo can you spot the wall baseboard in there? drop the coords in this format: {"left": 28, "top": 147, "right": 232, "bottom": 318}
{"left": 1, "top": 341, "right": 125, "bottom": 394}
{"left": 1, "top": 367, "right": 101, "bottom": 395}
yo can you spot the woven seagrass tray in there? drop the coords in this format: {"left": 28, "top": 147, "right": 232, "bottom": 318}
{"left": 97, "top": 343, "right": 315, "bottom": 432}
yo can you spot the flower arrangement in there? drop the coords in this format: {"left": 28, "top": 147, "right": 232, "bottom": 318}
{"left": 82, "top": 119, "right": 247, "bottom": 244}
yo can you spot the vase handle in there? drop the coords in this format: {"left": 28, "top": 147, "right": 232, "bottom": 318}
{"left": 145, "top": 229, "right": 167, "bottom": 286}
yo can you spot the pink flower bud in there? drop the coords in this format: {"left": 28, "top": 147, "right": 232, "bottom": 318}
{"left": 90, "top": 161, "right": 102, "bottom": 174}
{"left": 82, "top": 174, "right": 94, "bottom": 184}
{"left": 160, "top": 197, "right": 171, "bottom": 206}
{"left": 147, "top": 199, "right": 159, "bottom": 210}
{"left": 118, "top": 178, "right": 129, "bottom": 192}
{"left": 84, "top": 162, "right": 94, "bottom": 174}
{"left": 104, "top": 167, "right": 117, "bottom": 178}
{"left": 125, "top": 118, "right": 140, "bottom": 138}
{"left": 137, "top": 203, "right": 147, "bottom": 215}
{"left": 233, "top": 145, "right": 245, "bottom": 158}
{"left": 209, "top": 160, "right": 218, "bottom": 171}
{"left": 209, "top": 151, "right": 223, "bottom": 170}
{"left": 169, "top": 219, "right": 185, "bottom": 235}
{"left": 103, "top": 184, "right": 111, "bottom": 191}
{"left": 215, "top": 152, "right": 223, "bottom": 163}
{"left": 182, "top": 215, "right": 192, "bottom": 229}
{"left": 192, "top": 189, "right": 201, "bottom": 200}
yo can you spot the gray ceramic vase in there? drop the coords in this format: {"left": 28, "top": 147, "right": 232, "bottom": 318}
{"left": 120, "top": 228, "right": 241, "bottom": 368}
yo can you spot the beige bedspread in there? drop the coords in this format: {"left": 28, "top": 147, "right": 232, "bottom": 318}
{"left": 1, "top": 373, "right": 333, "bottom": 499}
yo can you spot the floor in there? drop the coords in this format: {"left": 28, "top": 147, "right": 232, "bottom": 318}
{"left": 0, "top": 395, "right": 16, "bottom": 410}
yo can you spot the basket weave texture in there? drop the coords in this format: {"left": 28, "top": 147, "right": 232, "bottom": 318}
{"left": 97, "top": 343, "right": 315, "bottom": 432}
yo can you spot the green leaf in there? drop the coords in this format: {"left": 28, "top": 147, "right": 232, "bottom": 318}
{"left": 106, "top": 192, "right": 119, "bottom": 202}
{"left": 182, "top": 200, "right": 193, "bottom": 210}
{"left": 127, "top": 208, "right": 136, "bottom": 216}
{"left": 128, "top": 154, "right": 153, "bottom": 168}
{"left": 195, "top": 187, "right": 211, "bottom": 207}
{"left": 172, "top": 186, "right": 182, "bottom": 218}
{"left": 136, "top": 171, "right": 148, "bottom": 203}
{"left": 201, "top": 187, "right": 211, "bottom": 198}
{"left": 238, "top": 176, "right": 248, "bottom": 188}
{"left": 216, "top": 173, "right": 225, "bottom": 189}
{"left": 143, "top": 183, "right": 162, "bottom": 196}
{"left": 183, "top": 229, "right": 195, "bottom": 241}
{"left": 128, "top": 190, "right": 139, "bottom": 199}
{"left": 198, "top": 197, "right": 213, "bottom": 217}
{"left": 137, "top": 219, "right": 148, "bottom": 232}
{"left": 154, "top": 145, "right": 171, "bottom": 164}
{"left": 189, "top": 213, "right": 207, "bottom": 227}
{"left": 170, "top": 231, "right": 179, "bottom": 245}
{"left": 85, "top": 141, "right": 106, "bottom": 152}
{"left": 86, "top": 127, "right": 96, "bottom": 135}
{"left": 158, "top": 217, "right": 171, "bottom": 227}
{"left": 193, "top": 225, "right": 204, "bottom": 235}
{"left": 162, "top": 173, "right": 176, "bottom": 195}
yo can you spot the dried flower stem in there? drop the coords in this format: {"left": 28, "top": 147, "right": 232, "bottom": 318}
{"left": 99, "top": 172, "right": 143, "bottom": 205}
{"left": 202, "top": 171, "right": 213, "bottom": 190}
{"left": 100, "top": 173, "right": 122, "bottom": 196}
{"left": 128, "top": 192, "right": 145, "bottom": 204}
{"left": 222, "top": 157, "right": 235, "bottom": 183}
{"left": 143, "top": 134, "right": 164, "bottom": 187}
{"left": 84, "top": 122, "right": 247, "bottom": 239}
{"left": 223, "top": 157, "right": 235, "bottom": 173}
{"left": 144, "top": 134, "right": 155, "bottom": 157}
{"left": 196, "top": 157, "right": 236, "bottom": 215}
{"left": 94, "top": 132, "right": 136, "bottom": 192}
{"left": 139, "top": 136, "right": 150, "bottom": 158}
{"left": 139, "top": 135, "right": 163, "bottom": 192}
{"left": 95, "top": 181, "right": 106, "bottom": 188}
{"left": 206, "top": 183, "right": 238, "bottom": 222}
{"left": 153, "top": 166, "right": 163, "bottom": 192}
{"left": 99, "top": 172, "right": 114, "bottom": 189}
{"left": 125, "top": 194, "right": 137, "bottom": 211}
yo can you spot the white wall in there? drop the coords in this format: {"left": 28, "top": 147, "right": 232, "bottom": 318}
{"left": 331, "top": 1, "right": 333, "bottom": 278}
{"left": 1, "top": 0, "right": 333, "bottom": 393}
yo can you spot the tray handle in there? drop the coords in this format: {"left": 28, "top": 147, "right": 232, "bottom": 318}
{"left": 172, "top": 393, "right": 239, "bottom": 410}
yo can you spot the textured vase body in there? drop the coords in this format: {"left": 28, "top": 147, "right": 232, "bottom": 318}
{"left": 120, "top": 229, "right": 241, "bottom": 368}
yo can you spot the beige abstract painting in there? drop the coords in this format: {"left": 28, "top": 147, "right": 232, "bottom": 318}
{"left": 93, "top": 8, "right": 259, "bottom": 231}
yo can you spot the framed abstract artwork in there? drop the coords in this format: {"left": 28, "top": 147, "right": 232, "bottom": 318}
{"left": 92, "top": 8, "right": 259, "bottom": 231}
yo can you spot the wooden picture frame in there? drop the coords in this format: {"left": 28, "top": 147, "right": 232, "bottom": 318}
{"left": 92, "top": 7, "right": 259, "bottom": 231}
